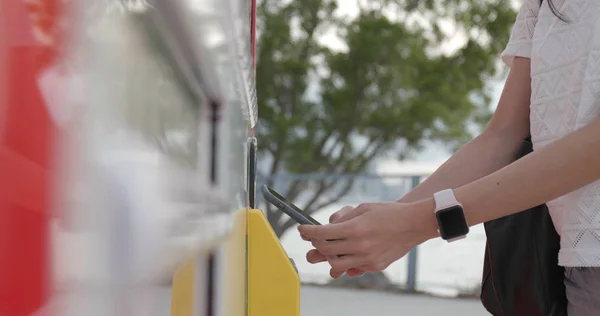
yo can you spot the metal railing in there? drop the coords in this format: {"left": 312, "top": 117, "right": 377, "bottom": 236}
{"left": 256, "top": 172, "right": 429, "bottom": 293}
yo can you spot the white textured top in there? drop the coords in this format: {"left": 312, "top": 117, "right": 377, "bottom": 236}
{"left": 502, "top": 0, "right": 600, "bottom": 267}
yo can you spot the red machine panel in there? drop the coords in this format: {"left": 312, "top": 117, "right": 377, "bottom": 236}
{"left": 0, "top": 0, "right": 61, "bottom": 314}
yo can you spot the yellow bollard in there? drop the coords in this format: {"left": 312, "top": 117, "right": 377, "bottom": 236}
{"left": 170, "top": 208, "right": 249, "bottom": 316}
{"left": 222, "top": 209, "right": 248, "bottom": 316}
{"left": 247, "top": 209, "right": 300, "bottom": 316}
{"left": 170, "top": 258, "right": 196, "bottom": 316}
{"left": 170, "top": 208, "right": 299, "bottom": 316}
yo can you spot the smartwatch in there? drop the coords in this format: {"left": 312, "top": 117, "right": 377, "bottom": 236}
{"left": 433, "top": 189, "right": 469, "bottom": 242}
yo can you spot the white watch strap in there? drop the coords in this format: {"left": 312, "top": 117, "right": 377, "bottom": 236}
{"left": 433, "top": 189, "right": 460, "bottom": 211}
{"left": 447, "top": 235, "right": 467, "bottom": 242}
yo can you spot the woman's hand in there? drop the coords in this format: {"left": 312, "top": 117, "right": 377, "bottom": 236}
{"left": 301, "top": 206, "right": 368, "bottom": 277}
{"left": 298, "top": 202, "right": 437, "bottom": 279}
{"left": 300, "top": 206, "right": 354, "bottom": 242}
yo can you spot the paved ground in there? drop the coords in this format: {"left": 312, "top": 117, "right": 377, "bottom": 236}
{"left": 300, "top": 286, "right": 488, "bottom": 316}
{"left": 45, "top": 285, "right": 488, "bottom": 316}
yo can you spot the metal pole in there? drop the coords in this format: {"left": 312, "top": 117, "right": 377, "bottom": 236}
{"left": 406, "top": 175, "right": 421, "bottom": 292}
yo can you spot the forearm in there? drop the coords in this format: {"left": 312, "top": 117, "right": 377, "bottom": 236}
{"left": 415, "top": 116, "right": 600, "bottom": 239}
{"left": 399, "top": 57, "right": 531, "bottom": 205}
{"left": 398, "top": 131, "right": 523, "bottom": 203}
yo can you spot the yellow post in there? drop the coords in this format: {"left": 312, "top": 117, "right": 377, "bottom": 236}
{"left": 170, "top": 208, "right": 248, "bottom": 316}
{"left": 170, "top": 208, "right": 300, "bottom": 316}
{"left": 247, "top": 209, "right": 300, "bottom": 316}
{"left": 222, "top": 209, "right": 248, "bottom": 316}
{"left": 170, "top": 258, "right": 196, "bottom": 316}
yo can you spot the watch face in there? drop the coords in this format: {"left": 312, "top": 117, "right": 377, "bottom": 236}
{"left": 436, "top": 205, "right": 469, "bottom": 240}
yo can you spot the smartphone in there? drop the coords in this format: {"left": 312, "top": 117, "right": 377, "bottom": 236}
{"left": 261, "top": 185, "right": 321, "bottom": 225}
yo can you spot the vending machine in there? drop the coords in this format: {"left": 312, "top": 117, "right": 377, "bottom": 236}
{"left": 0, "top": 0, "right": 257, "bottom": 315}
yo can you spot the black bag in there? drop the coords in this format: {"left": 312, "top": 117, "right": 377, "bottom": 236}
{"left": 480, "top": 137, "right": 567, "bottom": 316}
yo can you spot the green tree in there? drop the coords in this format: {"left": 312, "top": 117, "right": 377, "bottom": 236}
{"left": 256, "top": 0, "right": 516, "bottom": 237}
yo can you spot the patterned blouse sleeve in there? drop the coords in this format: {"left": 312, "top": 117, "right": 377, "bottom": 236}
{"left": 501, "top": 0, "right": 540, "bottom": 67}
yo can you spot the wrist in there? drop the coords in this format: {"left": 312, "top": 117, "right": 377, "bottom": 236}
{"left": 407, "top": 198, "right": 439, "bottom": 242}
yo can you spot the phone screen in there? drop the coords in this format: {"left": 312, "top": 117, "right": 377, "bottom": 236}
{"left": 265, "top": 187, "right": 321, "bottom": 225}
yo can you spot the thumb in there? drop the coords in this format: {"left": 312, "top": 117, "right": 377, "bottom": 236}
{"left": 329, "top": 205, "right": 368, "bottom": 223}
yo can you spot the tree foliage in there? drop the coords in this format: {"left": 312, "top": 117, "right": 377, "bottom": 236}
{"left": 255, "top": 0, "right": 516, "bottom": 236}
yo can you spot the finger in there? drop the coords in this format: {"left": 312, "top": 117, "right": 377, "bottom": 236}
{"left": 306, "top": 249, "right": 326, "bottom": 264}
{"left": 311, "top": 238, "right": 356, "bottom": 257}
{"left": 327, "top": 255, "right": 364, "bottom": 278}
{"left": 298, "top": 221, "right": 356, "bottom": 241}
{"left": 329, "top": 205, "right": 369, "bottom": 223}
{"left": 329, "top": 206, "right": 354, "bottom": 223}
{"left": 325, "top": 255, "right": 338, "bottom": 263}
{"left": 330, "top": 268, "right": 345, "bottom": 279}
{"left": 347, "top": 268, "right": 365, "bottom": 277}
{"left": 300, "top": 234, "right": 311, "bottom": 241}
{"left": 326, "top": 255, "right": 346, "bottom": 279}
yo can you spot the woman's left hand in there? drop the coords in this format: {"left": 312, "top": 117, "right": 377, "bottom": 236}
{"left": 298, "top": 202, "right": 436, "bottom": 278}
